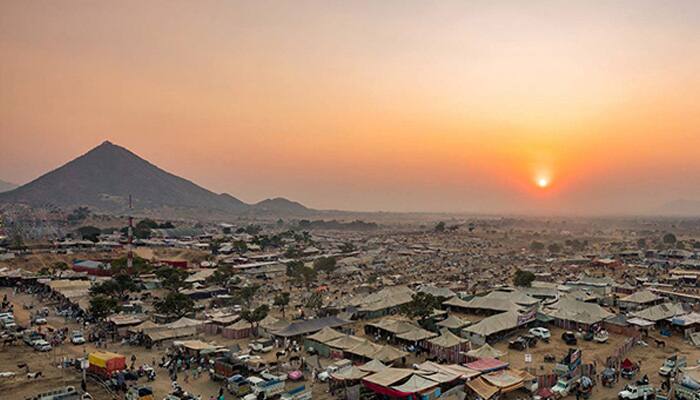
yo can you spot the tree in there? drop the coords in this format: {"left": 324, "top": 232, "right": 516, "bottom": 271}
{"left": 434, "top": 222, "right": 446, "bottom": 233}
{"left": 242, "top": 305, "right": 269, "bottom": 335}
{"left": 513, "top": 269, "right": 536, "bottom": 287}
{"left": 238, "top": 285, "right": 260, "bottom": 308}
{"left": 273, "top": 292, "right": 290, "bottom": 318}
{"left": 400, "top": 293, "right": 440, "bottom": 323}
{"left": 529, "top": 241, "right": 545, "bottom": 252}
{"left": 155, "top": 292, "right": 194, "bottom": 318}
{"left": 313, "top": 257, "right": 337, "bottom": 274}
{"left": 89, "top": 295, "right": 118, "bottom": 320}
{"left": 155, "top": 267, "right": 190, "bottom": 291}
{"left": 207, "top": 264, "right": 234, "bottom": 286}
{"left": 663, "top": 233, "right": 677, "bottom": 246}
{"left": 305, "top": 292, "right": 323, "bottom": 314}
{"left": 90, "top": 274, "right": 138, "bottom": 299}
{"left": 77, "top": 225, "right": 102, "bottom": 242}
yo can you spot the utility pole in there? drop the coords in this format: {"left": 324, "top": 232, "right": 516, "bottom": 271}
{"left": 127, "top": 194, "right": 133, "bottom": 270}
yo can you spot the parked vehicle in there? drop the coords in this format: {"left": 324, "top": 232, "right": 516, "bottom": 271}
{"left": 87, "top": 352, "right": 126, "bottom": 378}
{"left": 551, "top": 378, "right": 577, "bottom": 397}
{"left": 23, "top": 331, "right": 43, "bottom": 346}
{"left": 281, "top": 385, "right": 312, "bottom": 400}
{"left": 508, "top": 337, "right": 529, "bottom": 351}
{"left": 318, "top": 359, "right": 352, "bottom": 382}
{"left": 618, "top": 381, "right": 655, "bottom": 399}
{"left": 659, "top": 355, "right": 686, "bottom": 377}
{"left": 32, "top": 317, "right": 48, "bottom": 325}
{"left": 33, "top": 339, "right": 52, "bottom": 352}
{"left": 125, "top": 386, "right": 155, "bottom": 400}
{"left": 594, "top": 330, "right": 609, "bottom": 343}
{"left": 70, "top": 331, "right": 86, "bottom": 345}
{"left": 529, "top": 327, "right": 551, "bottom": 340}
{"left": 211, "top": 357, "right": 249, "bottom": 381}
{"left": 226, "top": 374, "right": 252, "bottom": 397}
{"left": 244, "top": 377, "right": 285, "bottom": 400}
{"left": 249, "top": 339, "right": 274, "bottom": 353}
{"left": 562, "top": 331, "right": 578, "bottom": 345}
{"left": 261, "top": 370, "right": 288, "bottom": 382}
{"left": 27, "top": 385, "right": 90, "bottom": 400}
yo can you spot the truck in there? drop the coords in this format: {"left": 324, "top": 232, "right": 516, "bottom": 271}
{"left": 551, "top": 378, "right": 577, "bottom": 397}
{"left": 318, "top": 359, "right": 352, "bottom": 382}
{"left": 211, "top": 357, "right": 249, "bottom": 381}
{"left": 281, "top": 385, "right": 312, "bottom": 400}
{"left": 87, "top": 351, "right": 126, "bottom": 378}
{"left": 673, "top": 368, "right": 700, "bottom": 400}
{"left": 618, "top": 383, "right": 656, "bottom": 399}
{"left": 244, "top": 376, "right": 285, "bottom": 400}
{"left": 226, "top": 374, "right": 252, "bottom": 397}
{"left": 675, "top": 383, "right": 700, "bottom": 400}
{"left": 659, "top": 355, "right": 686, "bottom": 377}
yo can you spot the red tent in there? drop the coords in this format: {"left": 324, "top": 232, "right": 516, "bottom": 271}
{"left": 621, "top": 358, "right": 635, "bottom": 370}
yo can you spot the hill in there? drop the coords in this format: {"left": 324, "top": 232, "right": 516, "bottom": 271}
{"left": 253, "top": 197, "right": 310, "bottom": 214}
{"left": 0, "top": 180, "right": 17, "bottom": 193}
{"left": 0, "top": 141, "right": 307, "bottom": 216}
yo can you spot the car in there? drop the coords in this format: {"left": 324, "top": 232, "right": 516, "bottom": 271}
{"left": 561, "top": 331, "right": 577, "bottom": 345}
{"left": 529, "top": 327, "right": 551, "bottom": 340}
{"left": 70, "top": 331, "right": 86, "bottom": 345}
{"left": 33, "top": 339, "right": 52, "bottom": 352}
{"left": 32, "top": 317, "right": 47, "bottom": 325}
{"left": 23, "top": 331, "right": 43, "bottom": 346}
{"left": 508, "top": 337, "right": 529, "bottom": 351}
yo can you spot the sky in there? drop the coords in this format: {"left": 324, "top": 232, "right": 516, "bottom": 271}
{"left": 2, "top": 1, "right": 700, "bottom": 215}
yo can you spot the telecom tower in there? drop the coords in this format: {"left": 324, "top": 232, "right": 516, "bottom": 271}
{"left": 127, "top": 194, "right": 133, "bottom": 269}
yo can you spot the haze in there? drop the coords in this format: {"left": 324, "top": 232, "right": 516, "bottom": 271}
{"left": 2, "top": 1, "right": 700, "bottom": 215}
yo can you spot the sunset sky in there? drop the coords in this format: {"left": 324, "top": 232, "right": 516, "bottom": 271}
{"left": 2, "top": 1, "right": 700, "bottom": 214}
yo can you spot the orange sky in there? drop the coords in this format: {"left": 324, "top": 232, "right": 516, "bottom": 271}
{"left": 2, "top": 1, "right": 700, "bottom": 214}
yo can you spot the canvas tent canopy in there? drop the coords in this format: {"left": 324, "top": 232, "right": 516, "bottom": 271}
{"left": 331, "top": 366, "right": 370, "bottom": 381}
{"left": 359, "top": 359, "right": 388, "bottom": 373}
{"left": 543, "top": 298, "right": 614, "bottom": 325}
{"left": 363, "top": 368, "right": 414, "bottom": 386}
{"left": 630, "top": 303, "right": 686, "bottom": 322}
{"left": 620, "top": 290, "right": 661, "bottom": 305}
{"left": 272, "top": 316, "right": 350, "bottom": 338}
{"left": 436, "top": 314, "right": 470, "bottom": 330}
{"left": 467, "top": 377, "right": 499, "bottom": 400}
{"left": 428, "top": 329, "right": 469, "bottom": 348}
{"left": 391, "top": 374, "right": 440, "bottom": 393}
{"left": 466, "top": 343, "right": 506, "bottom": 359}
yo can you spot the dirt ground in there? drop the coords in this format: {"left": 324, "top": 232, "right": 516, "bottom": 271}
{"left": 4, "top": 288, "right": 700, "bottom": 400}
{"left": 0, "top": 288, "right": 337, "bottom": 400}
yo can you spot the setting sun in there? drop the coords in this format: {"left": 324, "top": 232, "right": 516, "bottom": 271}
{"left": 537, "top": 177, "right": 550, "bottom": 188}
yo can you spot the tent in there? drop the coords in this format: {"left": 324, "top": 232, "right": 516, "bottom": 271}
{"left": 331, "top": 366, "right": 370, "bottom": 381}
{"left": 427, "top": 329, "right": 470, "bottom": 363}
{"left": 465, "top": 357, "right": 509, "bottom": 372}
{"left": 359, "top": 359, "right": 387, "bottom": 373}
{"left": 436, "top": 315, "right": 470, "bottom": 331}
{"left": 370, "top": 345, "right": 408, "bottom": 364}
{"left": 391, "top": 374, "right": 440, "bottom": 393}
{"left": 395, "top": 326, "right": 437, "bottom": 342}
{"left": 466, "top": 377, "right": 499, "bottom": 400}
{"left": 304, "top": 327, "right": 345, "bottom": 357}
{"left": 222, "top": 319, "right": 252, "bottom": 339}
{"left": 466, "top": 343, "right": 506, "bottom": 360}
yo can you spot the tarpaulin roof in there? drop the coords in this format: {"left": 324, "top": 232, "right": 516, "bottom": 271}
{"left": 442, "top": 296, "right": 472, "bottom": 309}
{"left": 466, "top": 343, "right": 506, "bottom": 359}
{"left": 465, "top": 357, "right": 509, "bottom": 372}
{"left": 174, "top": 340, "right": 220, "bottom": 351}
{"left": 391, "top": 374, "right": 440, "bottom": 393}
{"left": 482, "top": 370, "right": 524, "bottom": 391}
{"left": 414, "top": 361, "right": 480, "bottom": 380}
{"left": 272, "top": 316, "right": 350, "bottom": 337}
{"left": 631, "top": 303, "right": 686, "bottom": 322}
{"left": 331, "top": 366, "right": 370, "bottom": 381}
{"left": 543, "top": 298, "right": 614, "bottom": 325}
{"left": 620, "top": 290, "right": 661, "bottom": 304}
{"left": 463, "top": 311, "right": 520, "bottom": 337}
{"left": 326, "top": 335, "right": 365, "bottom": 350}
{"left": 363, "top": 368, "right": 414, "bottom": 386}
{"left": 466, "top": 377, "right": 499, "bottom": 400}
{"left": 395, "top": 326, "right": 437, "bottom": 342}
{"left": 359, "top": 359, "right": 388, "bottom": 373}
{"left": 370, "top": 345, "right": 408, "bottom": 363}
{"left": 346, "top": 340, "right": 383, "bottom": 358}
{"left": 306, "top": 327, "right": 344, "bottom": 344}
{"left": 427, "top": 329, "right": 468, "bottom": 348}
{"left": 436, "top": 314, "right": 470, "bottom": 329}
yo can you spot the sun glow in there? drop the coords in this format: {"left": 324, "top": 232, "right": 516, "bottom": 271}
{"left": 536, "top": 177, "right": 550, "bottom": 188}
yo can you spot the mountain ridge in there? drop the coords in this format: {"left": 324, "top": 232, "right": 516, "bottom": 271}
{"left": 0, "top": 141, "right": 309, "bottom": 216}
